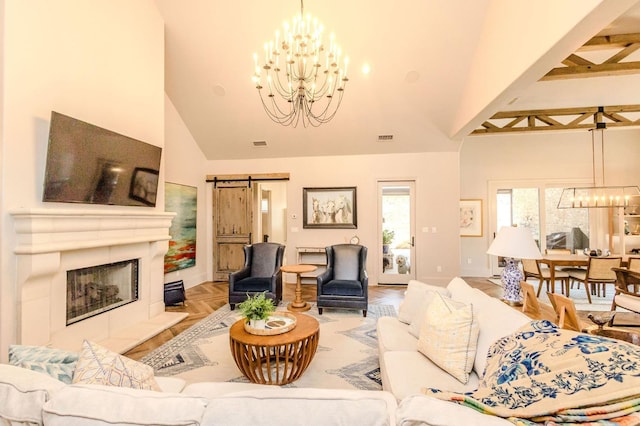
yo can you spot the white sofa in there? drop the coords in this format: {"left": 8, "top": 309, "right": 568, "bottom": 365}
{"left": 1, "top": 276, "right": 529, "bottom": 426}
{"left": 0, "top": 364, "right": 397, "bottom": 425}
{"left": 377, "top": 277, "right": 532, "bottom": 425}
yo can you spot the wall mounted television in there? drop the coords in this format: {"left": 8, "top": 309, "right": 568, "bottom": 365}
{"left": 43, "top": 111, "right": 162, "bottom": 207}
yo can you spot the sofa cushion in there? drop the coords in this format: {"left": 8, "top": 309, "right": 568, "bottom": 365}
{"left": 9, "top": 344, "right": 78, "bottom": 384}
{"left": 200, "top": 387, "right": 395, "bottom": 426}
{"left": 446, "top": 277, "right": 530, "bottom": 377}
{"left": 397, "top": 394, "right": 512, "bottom": 426}
{"left": 407, "top": 291, "right": 442, "bottom": 338}
{"left": 381, "top": 351, "right": 479, "bottom": 401}
{"left": 377, "top": 316, "right": 417, "bottom": 354}
{"left": 0, "top": 364, "right": 65, "bottom": 425}
{"left": 42, "top": 384, "right": 207, "bottom": 426}
{"left": 72, "top": 340, "right": 160, "bottom": 391}
{"left": 471, "top": 292, "right": 530, "bottom": 377}
{"left": 397, "top": 280, "right": 450, "bottom": 324}
{"left": 417, "top": 293, "right": 479, "bottom": 384}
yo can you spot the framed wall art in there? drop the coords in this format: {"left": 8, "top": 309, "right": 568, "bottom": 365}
{"left": 460, "top": 199, "right": 483, "bottom": 237}
{"left": 303, "top": 187, "right": 357, "bottom": 229}
{"left": 164, "top": 182, "right": 197, "bottom": 272}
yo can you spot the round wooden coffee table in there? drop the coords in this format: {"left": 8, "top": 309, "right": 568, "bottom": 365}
{"left": 229, "top": 312, "right": 320, "bottom": 385}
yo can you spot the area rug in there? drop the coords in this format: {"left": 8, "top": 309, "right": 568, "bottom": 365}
{"left": 488, "top": 277, "right": 613, "bottom": 311}
{"left": 141, "top": 303, "right": 396, "bottom": 391}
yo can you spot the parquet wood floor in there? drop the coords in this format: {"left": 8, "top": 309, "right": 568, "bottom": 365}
{"left": 123, "top": 277, "right": 625, "bottom": 361}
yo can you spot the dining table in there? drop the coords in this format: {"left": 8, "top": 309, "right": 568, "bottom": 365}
{"left": 538, "top": 253, "right": 629, "bottom": 294}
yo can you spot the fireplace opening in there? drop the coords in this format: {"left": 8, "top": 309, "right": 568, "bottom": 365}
{"left": 66, "top": 259, "right": 139, "bottom": 325}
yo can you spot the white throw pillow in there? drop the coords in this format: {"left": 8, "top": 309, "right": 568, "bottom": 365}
{"left": 408, "top": 291, "right": 439, "bottom": 338}
{"left": 72, "top": 340, "right": 160, "bottom": 391}
{"left": 398, "top": 280, "right": 450, "bottom": 324}
{"left": 417, "top": 293, "right": 479, "bottom": 384}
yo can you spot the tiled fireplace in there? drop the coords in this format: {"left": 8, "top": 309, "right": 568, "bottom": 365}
{"left": 11, "top": 208, "right": 179, "bottom": 352}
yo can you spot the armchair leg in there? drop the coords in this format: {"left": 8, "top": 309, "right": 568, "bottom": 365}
{"left": 363, "top": 310, "right": 367, "bottom": 318}
{"left": 318, "top": 308, "right": 323, "bottom": 315}
{"left": 230, "top": 304, "right": 236, "bottom": 310}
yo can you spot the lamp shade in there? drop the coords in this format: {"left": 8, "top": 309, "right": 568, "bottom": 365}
{"left": 487, "top": 226, "right": 542, "bottom": 260}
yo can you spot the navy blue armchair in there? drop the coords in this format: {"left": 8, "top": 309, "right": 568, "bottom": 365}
{"left": 317, "top": 244, "right": 368, "bottom": 317}
{"left": 229, "top": 242, "right": 285, "bottom": 309}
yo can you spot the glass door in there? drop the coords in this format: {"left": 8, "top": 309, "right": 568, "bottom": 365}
{"left": 378, "top": 181, "right": 416, "bottom": 284}
{"left": 491, "top": 187, "right": 541, "bottom": 276}
{"left": 489, "top": 180, "right": 591, "bottom": 276}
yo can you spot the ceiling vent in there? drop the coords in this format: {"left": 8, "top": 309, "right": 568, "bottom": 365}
{"left": 252, "top": 140, "right": 267, "bottom": 147}
{"left": 377, "top": 134, "right": 394, "bottom": 142}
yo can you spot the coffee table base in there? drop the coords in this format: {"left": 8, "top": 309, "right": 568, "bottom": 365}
{"left": 229, "top": 314, "right": 319, "bottom": 385}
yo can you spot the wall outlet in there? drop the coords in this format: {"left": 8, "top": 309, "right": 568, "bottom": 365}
{"left": 436, "top": 265, "right": 442, "bottom": 272}
{"left": 431, "top": 226, "right": 437, "bottom": 233}
{"left": 467, "top": 257, "right": 472, "bottom": 264}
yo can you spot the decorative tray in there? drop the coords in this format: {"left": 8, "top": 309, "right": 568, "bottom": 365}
{"left": 244, "top": 312, "right": 297, "bottom": 336}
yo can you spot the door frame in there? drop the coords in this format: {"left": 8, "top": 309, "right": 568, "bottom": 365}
{"left": 377, "top": 180, "right": 416, "bottom": 284}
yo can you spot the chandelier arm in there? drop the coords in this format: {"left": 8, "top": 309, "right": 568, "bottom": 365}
{"left": 258, "top": 90, "right": 296, "bottom": 126}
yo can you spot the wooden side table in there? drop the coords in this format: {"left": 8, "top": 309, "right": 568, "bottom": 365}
{"left": 229, "top": 313, "right": 320, "bottom": 385}
{"left": 281, "top": 264, "right": 317, "bottom": 312}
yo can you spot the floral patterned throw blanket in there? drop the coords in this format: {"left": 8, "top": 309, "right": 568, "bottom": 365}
{"left": 425, "top": 320, "right": 640, "bottom": 425}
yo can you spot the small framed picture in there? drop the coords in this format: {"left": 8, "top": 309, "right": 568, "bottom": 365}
{"left": 460, "top": 199, "right": 483, "bottom": 237}
{"left": 303, "top": 187, "right": 357, "bottom": 229}
{"left": 129, "top": 167, "right": 159, "bottom": 206}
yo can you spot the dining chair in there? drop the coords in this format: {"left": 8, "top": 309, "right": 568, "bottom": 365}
{"left": 521, "top": 258, "right": 569, "bottom": 297}
{"left": 568, "top": 257, "right": 622, "bottom": 303}
{"left": 546, "top": 292, "right": 585, "bottom": 332}
{"left": 545, "top": 248, "right": 571, "bottom": 254}
{"left": 610, "top": 267, "right": 640, "bottom": 326}
{"left": 628, "top": 257, "right": 640, "bottom": 273}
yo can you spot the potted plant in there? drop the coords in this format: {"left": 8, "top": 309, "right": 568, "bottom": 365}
{"left": 382, "top": 229, "right": 395, "bottom": 254}
{"left": 237, "top": 292, "right": 275, "bottom": 329}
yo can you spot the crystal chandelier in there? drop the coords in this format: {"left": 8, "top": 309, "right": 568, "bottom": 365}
{"left": 558, "top": 122, "right": 640, "bottom": 209}
{"left": 252, "top": 0, "right": 349, "bottom": 127}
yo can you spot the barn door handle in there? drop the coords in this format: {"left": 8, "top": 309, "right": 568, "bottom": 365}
{"left": 411, "top": 236, "right": 415, "bottom": 247}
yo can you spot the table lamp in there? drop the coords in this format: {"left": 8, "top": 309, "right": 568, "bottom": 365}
{"left": 487, "top": 226, "right": 542, "bottom": 306}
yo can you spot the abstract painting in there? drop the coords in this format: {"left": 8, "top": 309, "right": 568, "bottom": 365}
{"left": 164, "top": 182, "right": 197, "bottom": 272}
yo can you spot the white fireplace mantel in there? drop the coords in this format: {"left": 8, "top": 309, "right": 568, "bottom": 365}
{"left": 10, "top": 208, "right": 184, "bottom": 352}
{"left": 10, "top": 208, "right": 176, "bottom": 254}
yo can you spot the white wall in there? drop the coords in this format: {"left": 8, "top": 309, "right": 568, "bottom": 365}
{"left": 206, "top": 152, "right": 461, "bottom": 285}
{"left": 0, "top": 0, "right": 164, "bottom": 359}
{"left": 460, "top": 128, "right": 640, "bottom": 276}
{"left": 163, "top": 95, "right": 210, "bottom": 288}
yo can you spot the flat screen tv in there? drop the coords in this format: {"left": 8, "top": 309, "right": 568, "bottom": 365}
{"left": 43, "top": 111, "right": 162, "bottom": 207}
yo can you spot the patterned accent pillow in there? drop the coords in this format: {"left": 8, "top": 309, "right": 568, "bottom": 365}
{"left": 9, "top": 344, "right": 79, "bottom": 384}
{"left": 72, "top": 340, "right": 160, "bottom": 391}
{"left": 417, "top": 293, "right": 479, "bottom": 384}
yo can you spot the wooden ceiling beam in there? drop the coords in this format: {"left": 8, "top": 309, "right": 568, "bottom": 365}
{"left": 472, "top": 105, "right": 640, "bottom": 135}
{"left": 542, "top": 33, "right": 640, "bottom": 80}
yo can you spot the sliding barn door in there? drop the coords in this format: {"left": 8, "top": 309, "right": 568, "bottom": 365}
{"left": 212, "top": 182, "right": 253, "bottom": 281}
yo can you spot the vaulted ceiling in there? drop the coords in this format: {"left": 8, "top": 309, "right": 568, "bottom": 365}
{"left": 155, "top": 0, "right": 640, "bottom": 160}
